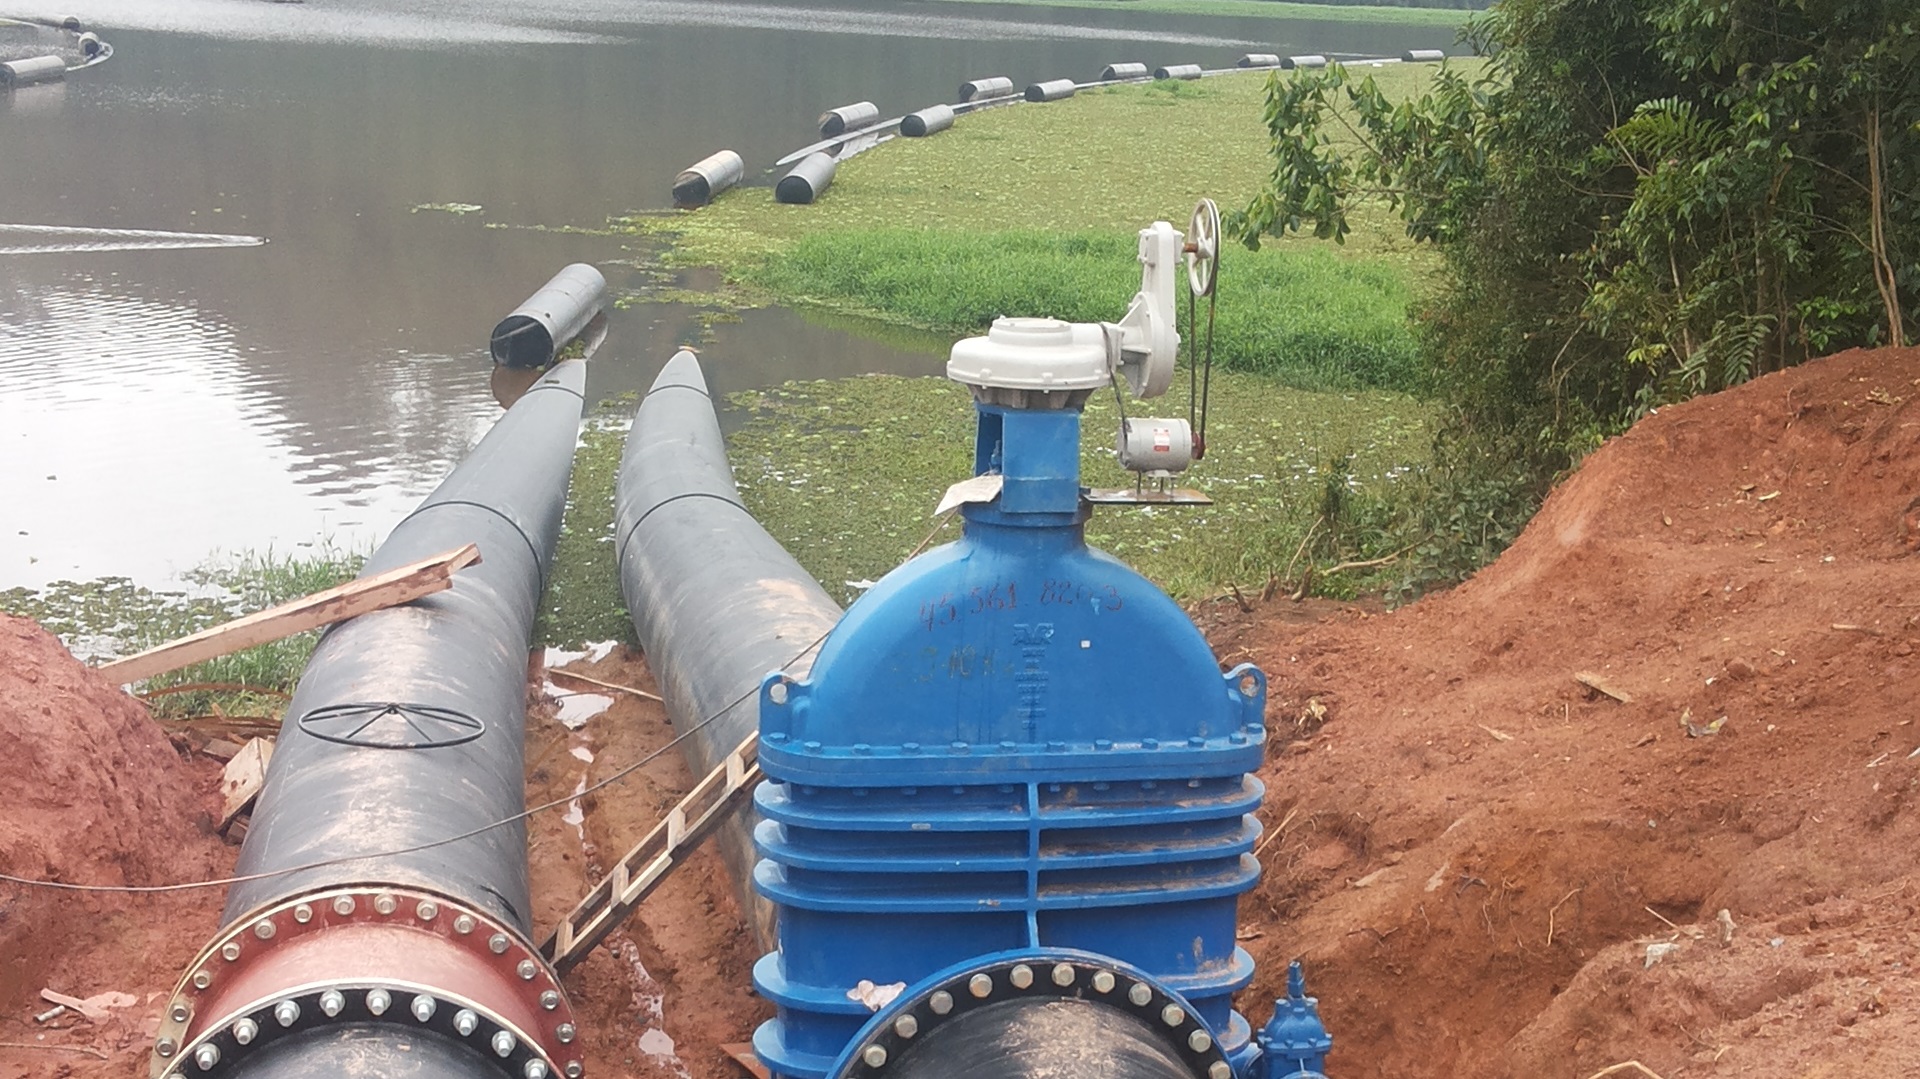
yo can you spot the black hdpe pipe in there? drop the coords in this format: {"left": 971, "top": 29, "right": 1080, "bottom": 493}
{"left": 882, "top": 1001, "right": 1199, "bottom": 1079}
{"left": 152, "top": 361, "right": 589, "bottom": 1079}
{"left": 490, "top": 264, "right": 607, "bottom": 369}
{"left": 614, "top": 351, "right": 842, "bottom": 949}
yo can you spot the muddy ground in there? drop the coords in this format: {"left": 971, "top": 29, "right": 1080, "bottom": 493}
{"left": 3, "top": 345, "right": 1916, "bottom": 1078}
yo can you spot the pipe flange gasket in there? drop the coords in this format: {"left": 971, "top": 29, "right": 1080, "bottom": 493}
{"left": 296, "top": 701, "right": 486, "bottom": 749}
{"left": 149, "top": 885, "right": 582, "bottom": 1079}
{"left": 832, "top": 955, "right": 1231, "bottom": 1079}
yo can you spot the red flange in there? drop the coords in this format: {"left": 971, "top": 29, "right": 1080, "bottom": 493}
{"left": 149, "top": 885, "right": 582, "bottom": 1079}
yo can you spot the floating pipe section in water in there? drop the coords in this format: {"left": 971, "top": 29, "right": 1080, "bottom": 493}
{"left": 818, "top": 101, "right": 879, "bottom": 137}
{"left": 1403, "top": 48, "right": 1446, "bottom": 62}
{"left": 1281, "top": 54, "right": 1328, "bottom": 69}
{"left": 1, "top": 56, "right": 66, "bottom": 87}
{"left": 77, "top": 31, "right": 101, "bottom": 57}
{"left": 1100, "top": 61, "right": 1147, "bottom": 80}
{"left": 900, "top": 104, "right": 954, "bottom": 138}
{"left": 613, "top": 350, "right": 842, "bottom": 948}
{"left": 1238, "top": 53, "right": 1280, "bottom": 68}
{"left": 488, "top": 263, "right": 606, "bottom": 369}
{"left": 776, "top": 153, "right": 838, "bottom": 205}
{"left": 149, "top": 360, "right": 590, "bottom": 1079}
{"left": 957, "top": 76, "right": 1013, "bottom": 102}
{"left": 1025, "top": 78, "right": 1076, "bottom": 102}
{"left": 673, "top": 149, "right": 744, "bottom": 207}
{"left": 1154, "top": 63, "right": 1203, "bottom": 81}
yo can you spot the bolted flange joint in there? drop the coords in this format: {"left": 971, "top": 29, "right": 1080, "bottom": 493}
{"left": 148, "top": 885, "right": 583, "bottom": 1079}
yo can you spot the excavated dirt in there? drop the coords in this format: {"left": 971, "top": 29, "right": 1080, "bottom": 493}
{"left": 0, "top": 615, "right": 233, "bottom": 1076}
{"left": 1199, "top": 344, "right": 1920, "bottom": 1077}
{"left": 523, "top": 649, "right": 769, "bottom": 1079}
{"left": 3, "top": 344, "right": 1916, "bottom": 1079}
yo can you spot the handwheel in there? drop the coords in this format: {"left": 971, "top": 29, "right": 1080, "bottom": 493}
{"left": 1186, "top": 198, "right": 1220, "bottom": 298}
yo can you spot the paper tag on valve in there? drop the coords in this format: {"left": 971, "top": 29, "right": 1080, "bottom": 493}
{"left": 935, "top": 474, "right": 1004, "bottom": 516}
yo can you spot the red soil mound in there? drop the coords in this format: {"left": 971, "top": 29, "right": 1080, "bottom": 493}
{"left": 1206, "top": 345, "right": 1920, "bottom": 1077}
{"left": 0, "top": 615, "right": 232, "bottom": 1076}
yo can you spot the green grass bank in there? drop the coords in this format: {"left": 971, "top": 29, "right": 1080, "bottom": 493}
{"left": 598, "top": 61, "right": 1476, "bottom": 617}
{"left": 626, "top": 66, "right": 1452, "bottom": 391}
{"left": 921, "top": 0, "right": 1473, "bottom": 26}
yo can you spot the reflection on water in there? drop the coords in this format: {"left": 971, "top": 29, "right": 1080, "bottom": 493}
{"left": 0, "top": 223, "right": 267, "bottom": 254}
{"left": 10, "top": 0, "right": 1268, "bottom": 47}
{"left": 0, "top": 276, "right": 488, "bottom": 584}
{"left": 0, "top": 0, "right": 1452, "bottom": 589}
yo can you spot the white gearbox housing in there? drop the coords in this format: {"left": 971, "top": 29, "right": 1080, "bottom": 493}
{"left": 947, "top": 316, "right": 1110, "bottom": 393}
{"left": 1117, "top": 417, "right": 1195, "bottom": 475}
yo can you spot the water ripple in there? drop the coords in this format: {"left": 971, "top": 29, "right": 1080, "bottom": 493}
{"left": 0, "top": 223, "right": 268, "bottom": 256}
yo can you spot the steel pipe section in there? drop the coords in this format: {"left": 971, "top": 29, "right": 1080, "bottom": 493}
{"left": 776, "top": 153, "right": 838, "bottom": 205}
{"left": 150, "top": 361, "right": 590, "bottom": 1079}
{"left": 488, "top": 264, "right": 607, "bottom": 369}
{"left": 1, "top": 56, "right": 66, "bottom": 87}
{"left": 673, "top": 149, "right": 744, "bottom": 207}
{"left": 1154, "top": 64, "right": 1203, "bottom": 81}
{"left": 614, "top": 351, "right": 842, "bottom": 949}
{"left": 1403, "top": 48, "right": 1447, "bottom": 62}
{"left": 900, "top": 104, "right": 954, "bottom": 138}
{"left": 1238, "top": 53, "right": 1280, "bottom": 68}
{"left": 1281, "top": 55, "right": 1329, "bottom": 69}
{"left": 957, "top": 76, "right": 1013, "bottom": 102}
{"left": 1025, "top": 78, "right": 1076, "bottom": 102}
{"left": 827, "top": 954, "right": 1229, "bottom": 1079}
{"left": 1100, "top": 61, "right": 1148, "bottom": 81}
{"left": 818, "top": 101, "right": 879, "bottom": 137}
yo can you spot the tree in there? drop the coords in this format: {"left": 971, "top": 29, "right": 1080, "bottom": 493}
{"left": 1239, "top": 0, "right": 1917, "bottom": 482}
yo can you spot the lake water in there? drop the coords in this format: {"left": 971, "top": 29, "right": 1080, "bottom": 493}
{"left": 0, "top": 0, "right": 1451, "bottom": 587}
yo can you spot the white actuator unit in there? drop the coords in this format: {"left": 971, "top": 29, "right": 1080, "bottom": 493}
{"left": 946, "top": 222, "right": 1183, "bottom": 403}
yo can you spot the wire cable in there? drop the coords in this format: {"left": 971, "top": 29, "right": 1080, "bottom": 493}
{"left": 0, "top": 512, "right": 962, "bottom": 896}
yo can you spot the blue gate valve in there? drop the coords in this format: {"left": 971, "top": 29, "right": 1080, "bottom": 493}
{"left": 1256, "top": 961, "right": 1332, "bottom": 1079}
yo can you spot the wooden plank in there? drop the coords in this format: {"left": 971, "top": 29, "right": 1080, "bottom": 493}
{"left": 722, "top": 1043, "right": 771, "bottom": 1079}
{"left": 98, "top": 544, "right": 482, "bottom": 685}
{"left": 219, "top": 737, "right": 274, "bottom": 829}
{"left": 540, "top": 733, "right": 760, "bottom": 972}
{"left": 1574, "top": 671, "right": 1634, "bottom": 704}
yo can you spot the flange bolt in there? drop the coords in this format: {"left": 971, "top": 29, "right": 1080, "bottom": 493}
{"left": 193, "top": 1044, "right": 220, "bottom": 1071}
{"left": 455, "top": 1010, "right": 480, "bottom": 1036}
{"left": 366, "top": 989, "right": 391, "bottom": 1016}
{"left": 411, "top": 995, "right": 437, "bottom": 1022}
{"left": 232, "top": 1018, "right": 258, "bottom": 1045}
{"left": 273, "top": 1000, "right": 300, "bottom": 1027}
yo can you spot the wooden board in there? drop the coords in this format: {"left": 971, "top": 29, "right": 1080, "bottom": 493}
{"left": 219, "top": 737, "right": 274, "bottom": 828}
{"left": 98, "top": 544, "right": 481, "bottom": 685}
{"left": 1574, "top": 670, "right": 1634, "bottom": 704}
{"left": 721, "top": 1043, "right": 771, "bottom": 1079}
{"left": 541, "top": 734, "right": 760, "bottom": 973}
